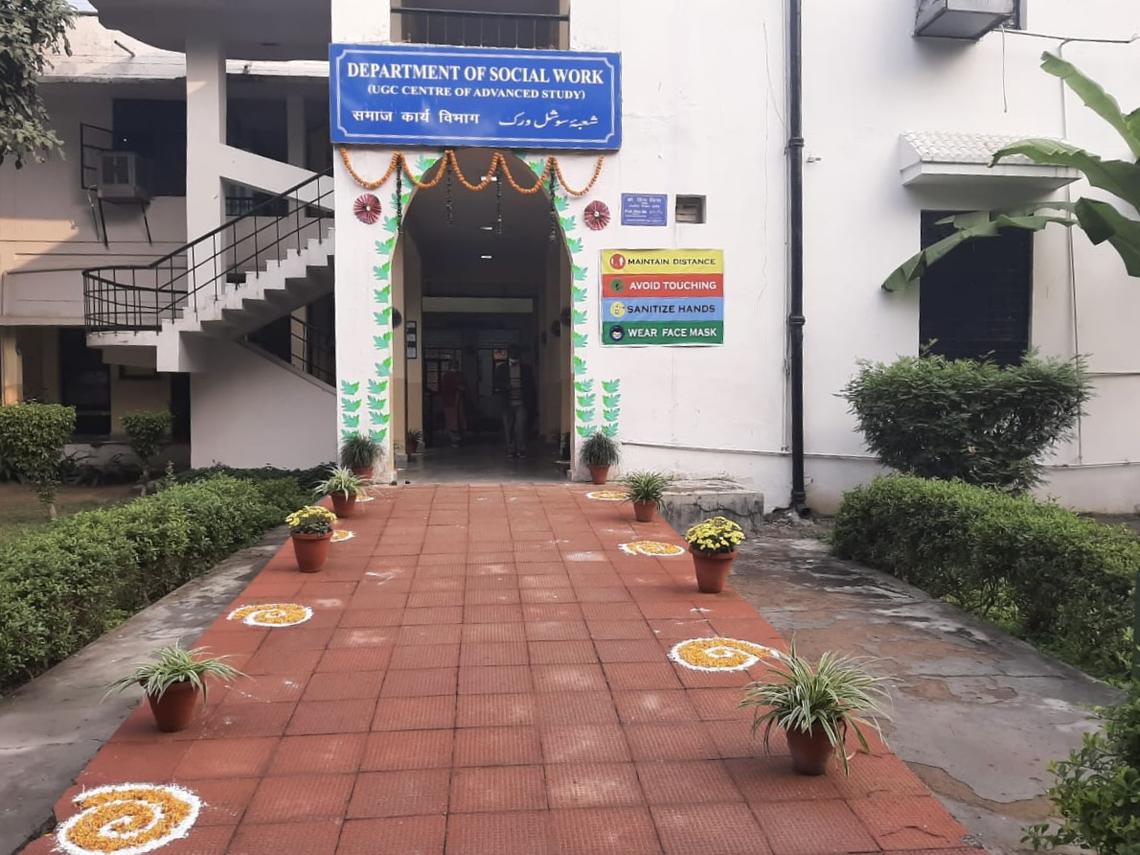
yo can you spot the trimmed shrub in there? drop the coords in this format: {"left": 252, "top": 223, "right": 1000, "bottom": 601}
{"left": 840, "top": 354, "right": 1090, "bottom": 492}
{"left": 0, "top": 402, "right": 76, "bottom": 516}
{"left": 173, "top": 463, "right": 331, "bottom": 490}
{"left": 0, "top": 475, "right": 306, "bottom": 689}
{"left": 121, "top": 410, "right": 172, "bottom": 489}
{"left": 832, "top": 476, "right": 1140, "bottom": 679}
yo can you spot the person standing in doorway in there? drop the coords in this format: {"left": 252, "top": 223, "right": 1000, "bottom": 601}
{"left": 439, "top": 358, "right": 466, "bottom": 448}
{"left": 494, "top": 345, "right": 535, "bottom": 459}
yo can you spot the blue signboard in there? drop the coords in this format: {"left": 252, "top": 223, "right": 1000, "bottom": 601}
{"left": 621, "top": 193, "right": 668, "bottom": 226}
{"left": 330, "top": 43, "right": 621, "bottom": 150}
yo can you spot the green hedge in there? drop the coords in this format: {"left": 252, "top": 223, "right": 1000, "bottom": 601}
{"left": 0, "top": 475, "right": 306, "bottom": 689}
{"left": 832, "top": 476, "right": 1140, "bottom": 680}
{"left": 173, "top": 463, "right": 331, "bottom": 491}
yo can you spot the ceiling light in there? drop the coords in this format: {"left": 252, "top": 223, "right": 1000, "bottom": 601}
{"left": 480, "top": 175, "right": 499, "bottom": 182}
{"left": 480, "top": 254, "right": 493, "bottom": 260}
{"left": 479, "top": 225, "right": 494, "bottom": 231}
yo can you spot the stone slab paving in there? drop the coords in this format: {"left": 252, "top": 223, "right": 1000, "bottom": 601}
{"left": 21, "top": 484, "right": 971, "bottom": 855}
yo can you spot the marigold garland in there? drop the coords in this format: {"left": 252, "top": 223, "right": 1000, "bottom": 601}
{"left": 55, "top": 783, "right": 201, "bottom": 855}
{"left": 338, "top": 146, "right": 604, "bottom": 198}
{"left": 669, "top": 637, "right": 782, "bottom": 672}
{"left": 227, "top": 603, "right": 313, "bottom": 628}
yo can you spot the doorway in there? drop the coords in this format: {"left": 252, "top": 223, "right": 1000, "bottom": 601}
{"left": 393, "top": 149, "right": 572, "bottom": 481}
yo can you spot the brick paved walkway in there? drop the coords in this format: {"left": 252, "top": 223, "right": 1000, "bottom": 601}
{"left": 24, "top": 484, "right": 970, "bottom": 855}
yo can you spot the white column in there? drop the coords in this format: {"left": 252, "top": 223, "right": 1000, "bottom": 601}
{"left": 185, "top": 36, "right": 227, "bottom": 240}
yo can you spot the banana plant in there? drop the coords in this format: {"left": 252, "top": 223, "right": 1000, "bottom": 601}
{"left": 883, "top": 52, "right": 1140, "bottom": 291}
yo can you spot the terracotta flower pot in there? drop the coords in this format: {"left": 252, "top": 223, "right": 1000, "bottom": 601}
{"left": 292, "top": 531, "right": 333, "bottom": 573}
{"left": 690, "top": 548, "right": 736, "bottom": 594}
{"left": 351, "top": 466, "right": 373, "bottom": 480}
{"left": 146, "top": 681, "right": 199, "bottom": 733}
{"left": 786, "top": 726, "right": 835, "bottom": 775}
{"left": 330, "top": 491, "right": 357, "bottom": 518}
{"left": 588, "top": 464, "right": 610, "bottom": 485}
{"left": 633, "top": 501, "right": 657, "bottom": 523}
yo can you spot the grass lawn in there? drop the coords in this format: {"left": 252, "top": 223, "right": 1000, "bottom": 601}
{"left": 0, "top": 483, "right": 138, "bottom": 544}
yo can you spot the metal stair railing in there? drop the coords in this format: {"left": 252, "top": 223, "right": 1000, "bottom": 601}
{"left": 83, "top": 168, "right": 334, "bottom": 333}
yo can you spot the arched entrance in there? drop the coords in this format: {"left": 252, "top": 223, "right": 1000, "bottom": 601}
{"left": 391, "top": 149, "right": 573, "bottom": 480}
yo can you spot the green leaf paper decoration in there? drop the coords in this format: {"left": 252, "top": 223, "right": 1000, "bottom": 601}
{"left": 576, "top": 425, "right": 594, "bottom": 438}
{"left": 377, "top": 357, "right": 393, "bottom": 377}
{"left": 571, "top": 286, "right": 588, "bottom": 303}
{"left": 576, "top": 409, "right": 595, "bottom": 422}
{"left": 367, "top": 395, "right": 384, "bottom": 411}
{"left": 601, "top": 380, "right": 621, "bottom": 394}
{"left": 572, "top": 332, "right": 588, "bottom": 347}
{"left": 374, "top": 285, "right": 391, "bottom": 304}
{"left": 341, "top": 430, "right": 355, "bottom": 442}
{"left": 554, "top": 195, "right": 569, "bottom": 212}
{"left": 342, "top": 399, "right": 362, "bottom": 413}
{"left": 340, "top": 380, "right": 360, "bottom": 396}
{"left": 603, "top": 394, "right": 621, "bottom": 409}
{"left": 566, "top": 237, "right": 583, "bottom": 254}
{"left": 573, "top": 356, "right": 587, "bottom": 375}
{"left": 560, "top": 215, "right": 576, "bottom": 232}
{"left": 369, "top": 429, "right": 385, "bottom": 442}
{"left": 572, "top": 264, "right": 588, "bottom": 281}
{"left": 572, "top": 308, "right": 587, "bottom": 325}
{"left": 382, "top": 216, "right": 400, "bottom": 233}
{"left": 373, "top": 412, "right": 391, "bottom": 425}
{"left": 344, "top": 414, "right": 360, "bottom": 428}
{"left": 375, "top": 237, "right": 396, "bottom": 254}
{"left": 576, "top": 393, "right": 596, "bottom": 407}
{"left": 367, "top": 379, "right": 383, "bottom": 395}
{"left": 373, "top": 308, "right": 392, "bottom": 325}
{"left": 601, "top": 424, "right": 619, "bottom": 438}
{"left": 574, "top": 379, "right": 594, "bottom": 393}
{"left": 603, "top": 409, "right": 620, "bottom": 422}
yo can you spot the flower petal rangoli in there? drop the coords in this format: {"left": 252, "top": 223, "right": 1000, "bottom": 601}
{"left": 619, "top": 540, "right": 686, "bottom": 557}
{"left": 331, "top": 529, "right": 356, "bottom": 543}
{"left": 669, "top": 637, "right": 782, "bottom": 672}
{"left": 227, "top": 603, "right": 313, "bottom": 628}
{"left": 586, "top": 490, "right": 628, "bottom": 502}
{"left": 55, "top": 783, "right": 201, "bottom": 855}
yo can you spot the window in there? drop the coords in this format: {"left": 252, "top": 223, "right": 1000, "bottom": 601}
{"left": 675, "top": 195, "right": 706, "bottom": 224}
{"left": 112, "top": 99, "right": 187, "bottom": 197}
{"left": 59, "top": 329, "right": 111, "bottom": 436}
{"left": 392, "top": 0, "right": 568, "bottom": 50}
{"left": 918, "top": 212, "right": 1032, "bottom": 366}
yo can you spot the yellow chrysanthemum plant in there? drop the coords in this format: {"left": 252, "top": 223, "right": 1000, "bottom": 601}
{"left": 685, "top": 516, "right": 745, "bottom": 556}
{"left": 286, "top": 505, "right": 338, "bottom": 536}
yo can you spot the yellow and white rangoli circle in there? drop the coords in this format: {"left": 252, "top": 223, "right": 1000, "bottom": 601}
{"left": 669, "top": 637, "right": 783, "bottom": 672}
{"left": 619, "top": 540, "right": 686, "bottom": 557}
{"left": 227, "top": 603, "right": 313, "bottom": 627}
{"left": 356, "top": 495, "right": 375, "bottom": 503}
{"left": 56, "top": 783, "right": 201, "bottom": 855}
{"left": 586, "top": 490, "right": 628, "bottom": 502}
{"left": 331, "top": 529, "right": 355, "bottom": 543}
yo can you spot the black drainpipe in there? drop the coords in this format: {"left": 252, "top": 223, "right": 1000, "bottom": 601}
{"left": 787, "top": 0, "right": 808, "bottom": 515}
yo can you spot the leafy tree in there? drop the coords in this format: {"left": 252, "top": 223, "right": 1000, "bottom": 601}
{"left": 121, "top": 410, "right": 172, "bottom": 494}
{"left": 883, "top": 52, "right": 1140, "bottom": 291}
{"left": 0, "top": 0, "right": 74, "bottom": 168}
{"left": 0, "top": 402, "right": 76, "bottom": 518}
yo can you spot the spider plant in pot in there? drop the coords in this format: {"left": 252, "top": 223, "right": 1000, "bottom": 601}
{"left": 622, "top": 471, "right": 671, "bottom": 523}
{"left": 740, "top": 642, "right": 890, "bottom": 776}
{"left": 286, "top": 505, "right": 338, "bottom": 572}
{"left": 684, "top": 516, "right": 745, "bottom": 593}
{"left": 406, "top": 428, "right": 424, "bottom": 455}
{"left": 340, "top": 433, "right": 380, "bottom": 479}
{"left": 580, "top": 432, "right": 620, "bottom": 485}
{"left": 107, "top": 644, "right": 243, "bottom": 732}
{"left": 314, "top": 465, "right": 363, "bottom": 518}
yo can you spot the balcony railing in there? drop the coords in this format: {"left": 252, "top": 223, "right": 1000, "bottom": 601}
{"left": 392, "top": 6, "right": 569, "bottom": 50}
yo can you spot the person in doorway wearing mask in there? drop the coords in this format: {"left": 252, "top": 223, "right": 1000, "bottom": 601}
{"left": 494, "top": 345, "right": 536, "bottom": 459}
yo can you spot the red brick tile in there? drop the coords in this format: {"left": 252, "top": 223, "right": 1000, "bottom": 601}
{"left": 372, "top": 696, "right": 456, "bottom": 731}
{"left": 686, "top": 687, "right": 753, "bottom": 720}
{"left": 637, "top": 760, "right": 744, "bottom": 805}
{"left": 461, "top": 622, "right": 527, "bottom": 643}
{"left": 456, "top": 693, "right": 537, "bottom": 728}
{"left": 575, "top": 587, "right": 634, "bottom": 603}
{"left": 337, "top": 816, "right": 446, "bottom": 854}
{"left": 595, "top": 639, "right": 667, "bottom": 663}
{"left": 178, "top": 777, "right": 258, "bottom": 826}
{"left": 524, "top": 640, "right": 595, "bottom": 665}
{"left": 536, "top": 691, "right": 618, "bottom": 725}
{"left": 302, "top": 671, "right": 385, "bottom": 702}
{"left": 327, "top": 628, "right": 395, "bottom": 648}
{"left": 459, "top": 641, "right": 529, "bottom": 667}
{"left": 78, "top": 740, "right": 190, "bottom": 783}
{"left": 316, "top": 647, "right": 392, "bottom": 673}
{"left": 458, "top": 665, "right": 533, "bottom": 694}
{"left": 532, "top": 663, "right": 608, "bottom": 693}
{"left": 465, "top": 604, "right": 525, "bottom": 623}
{"left": 454, "top": 726, "right": 542, "bottom": 766}
{"left": 407, "top": 591, "right": 465, "bottom": 608}
{"left": 604, "top": 662, "right": 683, "bottom": 691}
{"left": 267, "top": 734, "right": 365, "bottom": 776}
{"left": 651, "top": 803, "right": 770, "bottom": 854}
{"left": 464, "top": 588, "right": 522, "bottom": 605}
{"left": 521, "top": 603, "right": 583, "bottom": 622}
{"left": 751, "top": 800, "right": 878, "bottom": 855}
{"left": 380, "top": 667, "right": 458, "bottom": 697}
{"left": 625, "top": 723, "right": 719, "bottom": 761}
{"left": 389, "top": 643, "right": 461, "bottom": 669}
{"left": 545, "top": 762, "right": 644, "bottom": 808}
{"left": 257, "top": 627, "right": 336, "bottom": 653}
{"left": 614, "top": 690, "right": 700, "bottom": 723}
{"left": 229, "top": 819, "right": 342, "bottom": 854}
{"left": 244, "top": 773, "right": 354, "bottom": 822}
{"left": 540, "top": 724, "right": 630, "bottom": 764}
{"left": 338, "top": 607, "right": 403, "bottom": 627}
{"left": 287, "top": 699, "right": 376, "bottom": 735}
{"left": 402, "top": 606, "right": 464, "bottom": 625}
{"left": 220, "top": 674, "right": 308, "bottom": 705}
{"left": 202, "top": 701, "right": 296, "bottom": 739}
{"left": 348, "top": 769, "right": 451, "bottom": 818}
{"left": 362, "top": 729, "right": 454, "bottom": 770}
{"left": 466, "top": 574, "right": 521, "bottom": 591}
{"left": 444, "top": 811, "right": 549, "bottom": 855}
{"left": 848, "top": 796, "right": 968, "bottom": 850}
{"left": 174, "top": 737, "right": 278, "bottom": 779}
{"left": 156, "top": 824, "right": 238, "bottom": 854}
{"left": 450, "top": 765, "right": 546, "bottom": 812}
{"left": 398, "top": 624, "right": 464, "bottom": 645}
{"left": 549, "top": 807, "right": 662, "bottom": 854}
{"left": 580, "top": 602, "right": 644, "bottom": 621}
{"left": 242, "top": 647, "right": 323, "bottom": 676}
{"left": 725, "top": 755, "right": 842, "bottom": 802}
{"left": 832, "top": 753, "right": 932, "bottom": 799}
{"left": 648, "top": 618, "right": 716, "bottom": 640}
{"left": 588, "top": 620, "right": 656, "bottom": 641}
{"left": 704, "top": 719, "right": 784, "bottom": 759}
{"left": 525, "top": 620, "right": 591, "bottom": 641}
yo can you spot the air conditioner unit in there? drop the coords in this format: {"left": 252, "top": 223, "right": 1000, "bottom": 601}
{"left": 916, "top": 0, "right": 1014, "bottom": 40}
{"left": 97, "top": 150, "right": 151, "bottom": 202}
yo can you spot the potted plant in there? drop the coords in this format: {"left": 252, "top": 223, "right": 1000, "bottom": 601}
{"left": 623, "top": 471, "right": 671, "bottom": 523}
{"left": 314, "top": 465, "right": 363, "bottom": 518}
{"left": 286, "top": 505, "right": 338, "bottom": 572}
{"left": 107, "top": 644, "right": 242, "bottom": 732}
{"left": 684, "top": 515, "right": 745, "bottom": 593}
{"left": 580, "top": 432, "right": 620, "bottom": 485}
{"left": 406, "top": 429, "right": 424, "bottom": 455}
{"left": 740, "top": 643, "right": 890, "bottom": 776}
{"left": 340, "top": 433, "right": 380, "bottom": 479}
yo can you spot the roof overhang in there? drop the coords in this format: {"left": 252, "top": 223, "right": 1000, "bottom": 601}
{"left": 899, "top": 131, "right": 1080, "bottom": 190}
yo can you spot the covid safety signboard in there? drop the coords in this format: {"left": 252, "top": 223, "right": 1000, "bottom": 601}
{"left": 329, "top": 43, "right": 621, "bottom": 150}
{"left": 600, "top": 249, "right": 724, "bottom": 346}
